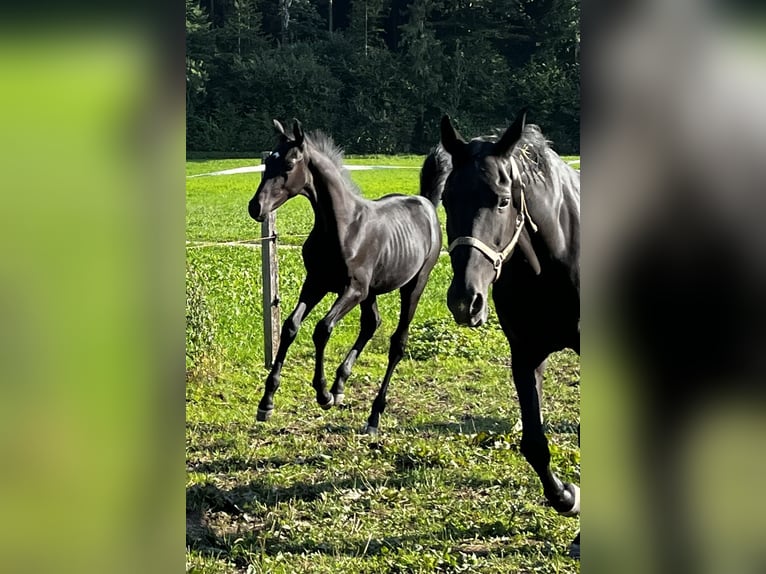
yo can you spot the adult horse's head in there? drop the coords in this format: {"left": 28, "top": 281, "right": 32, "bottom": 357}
{"left": 441, "top": 109, "right": 540, "bottom": 327}
{"left": 248, "top": 119, "right": 312, "bottom": 222}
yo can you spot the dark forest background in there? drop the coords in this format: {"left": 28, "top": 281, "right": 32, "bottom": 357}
{"left": 186, "top": 0, "right": 579, "bottom": 155}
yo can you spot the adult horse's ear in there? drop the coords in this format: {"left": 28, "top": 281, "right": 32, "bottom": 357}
{"left": 493, "top": 108, "right": 527, "bottom": 157}
{"left": 292, "top": 119, "right": 304, "bottom": 148}
{"left": 273, "top": 119, "right": 288, "bottom": 142}
{"left": 440, "top": 115, "right": 468, "bottom": 163}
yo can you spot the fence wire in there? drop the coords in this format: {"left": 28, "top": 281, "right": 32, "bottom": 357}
{"left": 185, "top": 234, "right": 310, "bottom": 249}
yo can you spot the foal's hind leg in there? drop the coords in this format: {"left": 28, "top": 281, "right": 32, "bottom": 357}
{"left": 362, "top": 274, "right": 428, "bottom": 435}
{"left": 311, "top": 283, "right": 366, "bottom": 409}
{"left": 512, "top": 348, "right": 580, "bottom": 516}
{"left": 330, "top": 296, "right": 381, "bottom": 406}
{"left": 256, "top": 280, "right": 326, "bottom": 421}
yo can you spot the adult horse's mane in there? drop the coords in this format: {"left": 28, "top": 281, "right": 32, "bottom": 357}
{"left": 304, "top": 129, "right": 361, "bottom": 196}
{"left": 476, "top": 124, "right": 555, "bottom": 185}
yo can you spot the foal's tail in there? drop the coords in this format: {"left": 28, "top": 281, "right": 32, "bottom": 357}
{"left": 419, "top": 144, "right": 452, "bottom": 208}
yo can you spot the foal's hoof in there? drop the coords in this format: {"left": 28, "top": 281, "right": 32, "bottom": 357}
{"left": 568, "top": 531, "right": 580, "bottom": 559}
{"left": 256, "top": 408, "right": 273, "bottom": 422}
{"left": 360, "top": 423, "right": 378, "bottom": 436}
{"left": 318, "top": 394, "right": 335, "bottom": 410}
{"left": 332, "top": 393, "right": 345, "bottom": 406}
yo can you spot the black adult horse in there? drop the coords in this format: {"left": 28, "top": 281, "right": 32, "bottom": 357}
{"left": 425, "top": 110, "right": 581, "bottom": 555}
{"left": 248, "top": 119, "right": 441, "bottom": 434}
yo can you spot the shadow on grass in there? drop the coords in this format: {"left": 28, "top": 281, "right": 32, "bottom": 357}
{"left": 188, "top": 468, "right": 436, "bottom": 518}
{"left": 186, "top": 474, "right": 427, "bottom": 566}
{"left": 187, "top": 478, "right": 573, "bottom": 565}
{"left": 414, "top": 415, "right": 579, "bottom": 437}
{"left": 188, "top": 455, "right": 293, "bottom": 474}
{"left": 187, "top": 418, "right": 578, "bottom": 567}
{"left": 187, "top": 461, "right": 578, "bottom": 567}
{"left": 415, "top": 415, "right": 514, "bottom": 435}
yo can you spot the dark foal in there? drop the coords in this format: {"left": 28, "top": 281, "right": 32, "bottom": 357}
{"left": 248, "top": 119, "right": 441, "bottom": 434}
{"left": 425, "top": 109, "right": 581, "bottom": 556}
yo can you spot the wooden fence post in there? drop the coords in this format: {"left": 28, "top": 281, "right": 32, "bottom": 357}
{"left": 260, "top": 152, "right": 281, "bottom": 369}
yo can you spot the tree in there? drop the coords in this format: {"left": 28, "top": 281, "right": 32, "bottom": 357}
{"left": 400, "top": 0, "right": 445, "bottom": 150}
{"left": 185, "top": 0, "right": 580, "bottom": 154}
{"left": 186, "top": 0, "right": 213, "bottom": 112}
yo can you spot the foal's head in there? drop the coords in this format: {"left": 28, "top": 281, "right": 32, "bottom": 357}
{"left": 248, "top": 119, "right": 311, "bottom": 222}
{"left": 440, "top": 110, "right": 528, "bottom": 327}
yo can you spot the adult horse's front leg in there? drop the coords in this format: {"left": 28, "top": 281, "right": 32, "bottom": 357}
{"left": 311, "top": 283, "right": 366, "bottom": 409}
{"left": 513, "top": 358, "right": 546, "bottom": 431}
{"left": 512, "top": 348, "right": 580, "bottom": 516}
{"left": 329, "top": 296, "right": 381, "bottom": 406}
{"left": 256, "top": 280, "right": 325, "bottom": 421}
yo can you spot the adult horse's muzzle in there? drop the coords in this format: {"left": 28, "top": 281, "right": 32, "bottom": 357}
{"left": 447, "top": 281, "right": 489, "bottom": 327}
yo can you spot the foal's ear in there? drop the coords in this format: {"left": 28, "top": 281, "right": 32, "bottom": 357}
{"left": 273, "top": 119, "right": 288, "bottom": 142}
{"left": 292, "top": 119, "right": 305, "bottom": 149}
{"left": 493, "top": 108, "right": 527, "bottom": 157}
{"left": 440, "top": 115, "right": 468, "bottom": 163}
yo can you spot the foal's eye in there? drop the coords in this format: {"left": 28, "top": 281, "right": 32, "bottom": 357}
{"left": 498, "top": 196, "right": 511, "bottom": 209}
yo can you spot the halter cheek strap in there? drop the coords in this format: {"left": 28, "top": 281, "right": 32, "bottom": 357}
{"left": 447, "top": 236, "right": 507, "bottom": 276}
{"left": 447, "top": 158, "right": 538, "bottom": 283}
{"left": 448, "top": 211, "right": 528, "bottom": 282}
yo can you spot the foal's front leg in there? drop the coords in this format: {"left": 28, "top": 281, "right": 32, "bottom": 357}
{"left": 512, "top": 349, "right": 580, "bottom": 516}
{"left": 311, "top": 282, "right": 365, "bottom": 409}
{"left": 256, "top": 280, "right": 325, "bottom": 421}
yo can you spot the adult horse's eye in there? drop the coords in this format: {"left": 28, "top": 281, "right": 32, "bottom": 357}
{"left": 498, "top": 196, "right": 511, "bottom": 209}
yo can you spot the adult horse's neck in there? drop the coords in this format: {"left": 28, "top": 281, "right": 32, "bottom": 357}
{"left": 514, "top": 160, "right": 580, "bottom": 284}
{"left": 302, "top": 144, "right": 361, "bottom": 239}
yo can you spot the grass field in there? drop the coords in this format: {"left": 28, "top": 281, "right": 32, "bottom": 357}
{"left": 186, "top": 155, "right": 581, "bottom": 573}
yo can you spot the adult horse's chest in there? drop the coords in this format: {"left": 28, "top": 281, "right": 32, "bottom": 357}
{"left": 492, "top": 259, "right": 579, "bottom": 351}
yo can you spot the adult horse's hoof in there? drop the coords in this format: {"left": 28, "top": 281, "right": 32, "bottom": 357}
{"left": 559, "top": 483, "right": 580, "bottom": 517}
{"left": 256, "top": 408, "right": 273, "bottom": 422}
{"left": 568, "top": 531, "right": 580, "bottom": 559}
{"left": 332, "top": 393, "right": 345, "bottom": 406}
{"left": 360, "top": 423, "right": 378, "bottom": 436}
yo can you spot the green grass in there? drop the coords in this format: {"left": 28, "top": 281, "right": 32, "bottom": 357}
{"left": 186, "top": 161, "right": 430, "bottom": 246}
{"left": 186, "top": 156, "right": 581, "bottom": 573}
{"left": 186, "top": 155, "right": 579, "bottom": 247}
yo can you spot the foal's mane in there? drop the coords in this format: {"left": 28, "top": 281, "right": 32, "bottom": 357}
{"left": 304, "top": 130, "right": 361, "bottom": 195}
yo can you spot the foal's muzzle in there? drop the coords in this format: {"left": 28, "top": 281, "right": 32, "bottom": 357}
{"left": 248, "top": 199, "right": 265, "bottom": 222}
{"left": 447, "top": 282, "right": 488, "bottom": 327}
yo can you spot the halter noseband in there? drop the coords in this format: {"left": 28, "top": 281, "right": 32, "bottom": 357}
{"left": 447, "top": 157, "right": 538, "bottom": 283}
